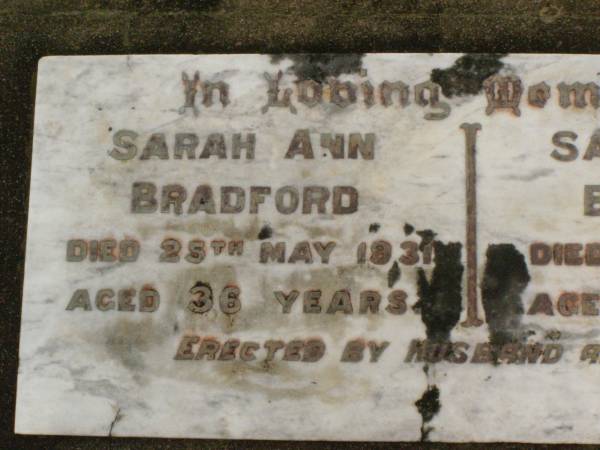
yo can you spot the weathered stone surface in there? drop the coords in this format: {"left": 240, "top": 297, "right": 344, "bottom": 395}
{"left": 15, "top": 53, "right": 600, "bottom": 443}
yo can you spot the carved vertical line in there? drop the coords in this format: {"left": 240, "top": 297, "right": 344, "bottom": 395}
{"left": 461, "top": 122, "right": 484, "bottom": 327}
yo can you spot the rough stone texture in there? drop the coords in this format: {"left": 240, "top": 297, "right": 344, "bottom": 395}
{"left": 2, "top": 0, "right": 600, "bottom": 448}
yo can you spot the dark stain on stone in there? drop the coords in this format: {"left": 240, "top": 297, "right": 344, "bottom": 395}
{"left": 431, "top": 53, "right": 507, "bottom": 98}
{"left": 416, "top": 229, "right": 436, "bottom": 251}
{"left": 481, "top": 244, "right": 531, "bottom": 350}
{"left": 369, "top": 223, "right": 380, "bottom": 233}
{"left": 415, "top": 385, "right": 440, "bottom": 442}
{"left": 258, "top": 224, "right": 273, "bottom": 240}
{"left": 271, "top": 53, "right": 364, "bottom": 83}
{"left": 108, "top": 407, "right": 123, "bottom": 437}
{"left": 546, "top": 329, "right": 561, "bottom": 341}
{"left": 387, "top": 260, "right": 401, "bottom": 288}
{"left": 104, "top": 317, "right": 172, "bottom": 371}
{"left": 404, "top": 223, "right": 415, "bottom": 236}
{"left": 414, "top": 241, "right": 463, "bottom": 342}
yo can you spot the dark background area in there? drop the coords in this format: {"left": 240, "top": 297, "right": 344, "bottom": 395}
{"left": 1, "top": 1, "right": 600, "bottom": 448}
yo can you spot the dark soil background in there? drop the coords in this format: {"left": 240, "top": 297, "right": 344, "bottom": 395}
{"left": 1, "top": 1, "right": 600, "bottom": 448}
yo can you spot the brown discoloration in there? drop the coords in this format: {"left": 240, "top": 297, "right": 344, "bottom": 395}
{"left": 380, "top": 80, "right": 409, "bottom": 107}
{"left": 261, "top": 71, "right": 297, "bottom": 114}
{"left": 203, "top": 360, "right": 370, "bottom": 406}
{"left": 86, "top": 264, "right": 378, "bottom": 405}
{"left": 279, "top": 221, "right": 344, "bottom": 240}
{"left": 558, "top": 81, "right": 600, "bottom": 109}
{"left": 202, "top": 80, "right": 230, "bottom": 108}
{"left": 461, "top": 123, "right": 483, "bottom": 327}
{"left": 103, "top": 317, "right": 174, "bottom": 371}
{"left": 483, "top": 74, "right": 523, "bottom": 116}
{"left": 170, "top": 265, "right": 239, "bottom": 333}
{"left": 414, "top": 80, "right": 450, "bottom": 120}
{"left": 180, "top": 71, "right": 200, "bottom": 116}
{"left": 257, "top": 265, "right": 387, "bottom": 339}
{"left": 137, "top": 216, "right": 262, "bottom": 241}
{"left": 528, "top": 81, "right": 551, "bottom": 107}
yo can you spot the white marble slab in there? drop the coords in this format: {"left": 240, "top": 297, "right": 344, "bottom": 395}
{"left": 15, "top": 54, "right": 600, "bottom": 442}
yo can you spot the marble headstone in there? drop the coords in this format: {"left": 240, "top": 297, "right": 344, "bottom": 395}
{"left": 15, "top": 54, "right": 600, "bottom": 442}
